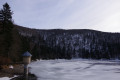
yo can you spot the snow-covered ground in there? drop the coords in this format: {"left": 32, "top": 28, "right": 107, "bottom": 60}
{"left": 29, "top": 59, "right": 120, "bottom": 80}
{"left": 0, "top": 75, "right": 17, "bottom": 80}
{"left": 0, "top": 77, "right": 11, "bottom": 80}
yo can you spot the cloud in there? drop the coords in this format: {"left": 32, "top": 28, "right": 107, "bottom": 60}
{"left": 0, "top": 0, "right": 120, "bottom": 32}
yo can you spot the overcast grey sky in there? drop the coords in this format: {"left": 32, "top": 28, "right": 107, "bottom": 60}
{"left": 0, "top": 0, "right": 120, "bottom": 32}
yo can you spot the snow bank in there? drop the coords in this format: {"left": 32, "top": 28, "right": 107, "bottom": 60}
{"left": 29, "top": 59, "right": 120, "bottom": 80}
{"left": 0, "top": 75, "right": 17, "bottom": 80}
{"left": 0, "top": 77, "right": 11, "bottom": 80}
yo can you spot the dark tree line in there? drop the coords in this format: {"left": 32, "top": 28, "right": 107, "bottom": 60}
{"left": 17, "top": 29, "right": 120, "bottom": 60}
{"left": 0, "top": 3, "right": 24, "bottom": 63}
{"left": 0, "top": 3, "right": 13, "bottom": 58}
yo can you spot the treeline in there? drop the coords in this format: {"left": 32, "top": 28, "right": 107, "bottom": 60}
{"left": 0, "top": 3, "right": 28, "bottom": 64}
{"left": 17, "top": 27, "right": 120, "bottom": 60}
{"left": 0, "top": 3, "right": 14, "bottom": 63}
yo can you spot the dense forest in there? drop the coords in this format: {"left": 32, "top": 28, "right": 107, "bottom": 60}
{"left": 17, "top": 26, "right": 120, "bottom": 60}
{"left": 0, "top": 3, "right": 26, "bottom": 64}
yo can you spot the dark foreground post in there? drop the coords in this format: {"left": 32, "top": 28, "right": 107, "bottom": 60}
{"left": 24, "top": 64, "right": 28, "bottom": 80}
{"left": 23, "top": 51, "right": 32, "bottom": 80}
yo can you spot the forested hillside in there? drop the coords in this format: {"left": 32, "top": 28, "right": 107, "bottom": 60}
{"left": 1, "top": 23, "right": 120, "bottom": 61}
{"left": 16, "top": 26, "right": 120, "bottom": 60}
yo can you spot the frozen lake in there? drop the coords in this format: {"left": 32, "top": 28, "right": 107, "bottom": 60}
{"left": 29, "top": 59, "right": 120, "bottom": 80}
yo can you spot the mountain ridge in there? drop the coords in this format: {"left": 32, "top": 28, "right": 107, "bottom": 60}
{"left": 16, "top": 25, "right": 120, "bottom": 60}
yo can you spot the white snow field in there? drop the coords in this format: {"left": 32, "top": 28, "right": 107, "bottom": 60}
{"left": 0, "top": 77, "right": 11, "bottom": 80}
{"left": 29, "top": 59, "right": 120, "bottom": 80}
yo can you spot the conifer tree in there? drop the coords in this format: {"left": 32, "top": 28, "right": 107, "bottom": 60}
{"left": 0, "top": 3, "right": 13, "bottom": 32}
{"left": 0, "top": 3, "right": 13, "bottom": 58}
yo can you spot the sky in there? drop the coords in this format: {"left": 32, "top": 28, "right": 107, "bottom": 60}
{"left": 0, "top": 0, "right": 120, "bottom": 32}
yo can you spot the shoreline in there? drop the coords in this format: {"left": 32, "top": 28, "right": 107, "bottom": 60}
{"left": 0, "top": 64, "right": 24, "bottom": 78}
{"left": 0, "top": 64, "right": 37, "bottom": 80}
{"left": 10, "top": 73, "right": 37, "bottom": 80}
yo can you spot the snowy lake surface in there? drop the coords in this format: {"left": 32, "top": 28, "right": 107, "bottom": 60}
{"left": 29, "top": 59, "right": 120, "bottom": 80}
